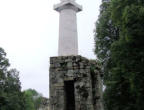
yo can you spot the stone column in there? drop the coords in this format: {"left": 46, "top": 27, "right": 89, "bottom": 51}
{"left": 54, "top": 0, "right": 82, "bottom": 56}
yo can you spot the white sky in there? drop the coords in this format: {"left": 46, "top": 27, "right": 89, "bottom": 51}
{"left": 0, "top": 0, "right": 101, "bottom": 98}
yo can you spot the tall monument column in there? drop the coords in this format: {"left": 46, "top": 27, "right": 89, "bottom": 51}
{"left": 50, "top": 1, "right": 104, "bottom": 110}
{"left": 54, "top": 0, "right": 82, "bottom": 56}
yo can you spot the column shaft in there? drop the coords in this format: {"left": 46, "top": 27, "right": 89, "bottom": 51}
{"left": 59, "top": 9, "right": 78, "bottom": 56}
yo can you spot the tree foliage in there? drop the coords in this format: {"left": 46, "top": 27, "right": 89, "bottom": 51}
{"left": 0, "top": 47, "right": 48, "bottom": 110}
{"left": 94, "top": 0, "right": 144, "bottom": 110}
{"left": 94, "top": 1, "right": 119, "bottom": 76}
{"left": 0, "top": 47, "right": 25, "bottom": 110}
{"left": 23, "top": 89, "right": 43, "bottom": 110}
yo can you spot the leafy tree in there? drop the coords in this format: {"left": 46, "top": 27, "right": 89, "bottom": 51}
{"left": 0, "top": 48, "right": 48, "bottom": 110}
{"left": 107, "top": 0, "right": 144, "bottom": 110}
{"left": 95, "top": 0, "right": 144, "bottom": 110}
{"left": 23, "top": 89, "right": 43, "bottom": 110}
{"left": 94, "top": 1, "right": 120, "bottom": 109}
{"left": 94, "top": 0, "right": 119, "bottom": 77}
{"left": 0, "top": 47, "right": 25, "bottom": 110}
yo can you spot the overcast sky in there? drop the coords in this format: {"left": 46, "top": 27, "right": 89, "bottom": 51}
{"left": 0, "top": 0, "right": 101, "bottom": 97}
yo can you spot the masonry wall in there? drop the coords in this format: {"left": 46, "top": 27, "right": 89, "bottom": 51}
{"left": 49, "top": 55, "right": 103, "bottom": 110}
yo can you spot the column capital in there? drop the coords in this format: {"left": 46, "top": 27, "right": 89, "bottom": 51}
{"left": 54, "top": 0, "right": 82, "bottom": 12}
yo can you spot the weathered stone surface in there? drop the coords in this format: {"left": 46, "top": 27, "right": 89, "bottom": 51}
{"left": 49, "top": 55, "right": 103, "bottom": 110}
{"left": 38, "top": 98, "right": 50, "bottom": 110}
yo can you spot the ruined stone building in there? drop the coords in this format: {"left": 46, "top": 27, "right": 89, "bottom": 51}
{"left": 38, "top": 98, "right": 50, "bottom": 110}
{"left": 49, "top": 0, "right": 103, "bottom": 110}
{"left": 50, "top": 56, "right": 103, "bottom": 110}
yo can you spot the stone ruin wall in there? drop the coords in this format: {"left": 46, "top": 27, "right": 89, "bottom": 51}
{"left": 38, "top": 98, "right": 50, "bottom": 110}
{"left": 49, "top": 55, "right": 103, "bottom": 110}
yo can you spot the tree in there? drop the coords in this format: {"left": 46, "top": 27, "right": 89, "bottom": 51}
{"left": 94, "top": 0, "right": 119, "bottom": 77}
{"left": 0, "top": 47, "right": 25, "bottom": 110}
{"left": 94, "top": 1, "right": 120, "bottom": 109}
{"left": 0, "top": 47, "right": 48, "bottom": 110}
{"left": 108, "top": 0, "right": 144, "bottom": 110}
{"left": 23, "top": 89, "right": 43, "bottom": 110}
{"left": 95, "top": 0, "right": 144, "bottom": 110}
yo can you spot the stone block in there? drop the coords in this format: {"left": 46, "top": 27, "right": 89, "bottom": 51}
{"left": 67, "top": 62, "right": 73, "bottom": 68}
